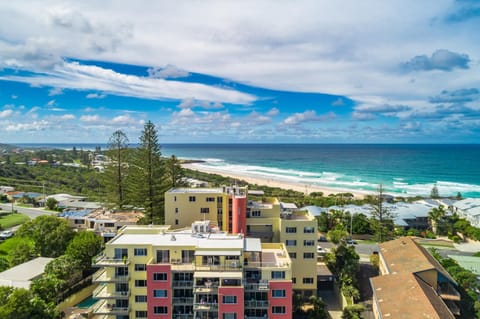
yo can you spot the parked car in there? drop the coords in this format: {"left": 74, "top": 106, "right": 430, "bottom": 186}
{"left": 346, "top": 238, "right": 357, "bottom": 245}
{"left": 317, "top": 245, "right": 327, "bottom": 255}
{"left": 0, "top": 230, "right": 14, "bottom": 240}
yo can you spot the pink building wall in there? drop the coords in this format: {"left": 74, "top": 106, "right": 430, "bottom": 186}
{"left": 218, "top": 286, "right": 244, "bottom": 319}
{"left": 147, "top": 264, "right": 172, "bottom": 319}
{"left": 269, "top": 281, "right": 293, "bottom": 319}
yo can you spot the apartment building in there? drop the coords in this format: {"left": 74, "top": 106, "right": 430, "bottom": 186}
{"left": 92, "top": 221, "right": 293, "bottom": 319}
{"left": 370, "top": 237, "right": 460, "bottom": 319}
{"left": 165, "top": 187, "right": 318, "bottom": 297}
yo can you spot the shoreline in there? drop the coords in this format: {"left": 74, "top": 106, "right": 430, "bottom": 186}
{"left": 183, "top": 163, "right": 374, "bottom": 199}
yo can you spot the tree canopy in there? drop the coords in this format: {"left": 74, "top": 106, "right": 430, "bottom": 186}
{"left": 15, "top": 215, "right": 74, "bottom": 257}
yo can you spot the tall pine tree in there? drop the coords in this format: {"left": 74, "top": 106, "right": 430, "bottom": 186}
{"left": 130, "top": 121, "right": 165, "bottom": 224}
{"left": 165, "top": 155, "right": 187, "bottom": 189}
{"left": 103, "top": 130, "right": 130, "bottom": 209}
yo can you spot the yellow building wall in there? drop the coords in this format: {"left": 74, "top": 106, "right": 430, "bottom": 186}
{"left": 165, "top": 190, "right": 225, "bottom": 229}
{"left": 280, "top": 214, "right": 317, "bottom": 294}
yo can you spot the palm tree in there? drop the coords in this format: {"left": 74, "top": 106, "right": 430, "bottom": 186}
{"left": 428, "top": 206, "right": 446, "bottom": 235}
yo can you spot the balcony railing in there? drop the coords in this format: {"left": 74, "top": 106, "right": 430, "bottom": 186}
{"left": 93, "top": 254, "right": 130, "bottom": 267}
{"left": 193, "top": 302, "right": 218, "bottom": 311}
{"left": 244, "top": 260, "right": 289, "bottom": 269}
{"left": 92, "top": 269, "right": 129, "bottom": 283}
{"left": 91, "top": 299, "right": 129, "bottom": 315}
{"left": 245, "top": 300, "right": 269, "bottom": 308}
{"left": 92, "top": 284, "right": 129, "bottom": 299}
{"left": 173, "top": 315, "right": 194, "bottom": 319}
{"left": 173, "top": 297, "right": 194, "bottom": 305}
{"left": 244, "top": 282, "right": 270, "bottom": 291}
{"left": 172, "top": 281, "right": 194, "bottom": 288}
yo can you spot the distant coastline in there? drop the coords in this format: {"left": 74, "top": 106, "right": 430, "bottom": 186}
{"left": 5, "top": 143, "right": 480, "bottom": 198}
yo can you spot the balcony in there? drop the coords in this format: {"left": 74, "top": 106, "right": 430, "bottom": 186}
{"left": 92, "top": 269, "right": 129, "bottom": 283}
{"left": 93, "top": 254, "right": 130, "bottom": 267}
{"left": 172, "top": 281, "right": 194, "bottom": 288}
{"left": 193, "top": 302, "right": 218, "bottom": 311}
{"left": 245, "top": 300, "right": 268, "bottom": 308}
{"left": 91, "top": 299, "right": 129, "bottom": 316}
{"left": 244, "top": 281, "right": 269, "bottom": 291}
{"left": 93, "top": 284, "right": 129, "bottom": 299}
{"left": 173, "top": 297, "right": 194, "bottom": 305}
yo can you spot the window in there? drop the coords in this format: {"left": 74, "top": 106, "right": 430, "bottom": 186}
{"left": 292, "top": 277, "right": 296, "bottom": 284}
{"left": 272, "top": 289, "right": 286, "bottom": 298}
{"left": 175, "top": 207, "right": 179, "bottom": 213}
{"left": 189, "top": 196, "right": 196, "bottom": 202}
{"left": 135, "top": 280, "right": 147, "bottom": 287}
{"left": 114, "top": 248, "right": 128, "bottom": 259}
{"left": 285, "top": 227, "right": 297, "bottom": 233}
{"left": 289, "top": 252, "right": 297, "bottom": 259}
{"left": 303, "top": 277, "right": 314, "bottom": 284}
{"left": 222, "top": 296, "right": 237, "bottom": 304}
{"left": 156, "top": 250, "right": 170, "bottom": 263}
{"left": 304, "top": 226, "right": 315, "bottom": 233}
{"left": 153, "top": 289, "right": 168, "bottom": 298}
{"left": 200, "top": 207, "right": 210, "bottom": 214}
{"left": 74, "top": 219, "right": 83, "bottom": 224}
{"left": 303, "top": 240, "right": 315, "bottom": 246}
{"left": 271, "top": 271, "right": 285, "bottom": 279}
{"left": 217, "top": 197, "right": 223, "bottom": 203}
{"left": 272, "top": 306, "right": 286, "bottom": 314}
{"left": 251, "top": 210, "right": 261, "bottom": 217}
{"left": 115, "top": 267, "right": 128, "bottom": 277}
{"left": 135, "top": 264, "right": 146, "bottom": 271}
{"left": 135, "top": 295, "right": 147, "bottom": 303}
{"left": 104, "top": 222, "right": 115, "bottom": 227}
{"left": 153, "top": 306, "right": 168, "bottom": 314}
{"left": 285, "top": 240, "right": 296, "bottom": 246}
{"left": 175, "top": 219, "right": 179, "bottom": 225}
{"left": 303, "top": 252, "right": 315, "bottom": 259}
{"left": 174, "top": 196, "right": 176, "bottom": 202}
{"left": 136, "top": 311, "right": 148, "bottom": 318}
{"left": 223, "top": 313, "right": 237, "bottom": 319}
{"left": 153, "top": 273, "right": 167, "bottom": 281}
{"left": 134, "top": 248, "right": 147, "bottom": 256}
{"left": 206, "top": 197, "right": 215, "bottom": 202}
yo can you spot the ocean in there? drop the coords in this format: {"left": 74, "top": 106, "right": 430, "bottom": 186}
{"left": 14, "top": 143, "right": 480, "bottom": 198}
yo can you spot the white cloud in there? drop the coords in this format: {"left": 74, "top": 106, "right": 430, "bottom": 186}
{"left": 266, "top": 107, "right": 279, "bottom": 116}
{"left": 148, "top": 64, "right": 189, "bottom": 79}
{"left": 0, "top": 109, "right": 14, "bottom": 119}
{"left": 48, "top": 87, "right": 63, "bottom": 96}
{"left": 86, "top": 92, "right": 106, "bottom": 99}
{"left": 1, "top": 61, "right": 256, "bottom": 104}
{"left": 80, "top": 114, "right": 102, "bottom": 123}
{"left": 5, "top": 120, "right": 49, "bottom": 132}
{"left": 283, "top": 110, "right": 334, "bottom": 125}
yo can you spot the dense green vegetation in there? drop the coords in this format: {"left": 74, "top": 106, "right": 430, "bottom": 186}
{"left": 0, "top": 212, "right": 30, "bottom": 229}
{"left": 430, "top": 249, "right": 480, "bottom": 319}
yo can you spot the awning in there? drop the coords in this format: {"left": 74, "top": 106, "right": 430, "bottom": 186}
{"left": 194, "top": 272, "right": 243, "bottom": 279}
{"left": 195, "top": 250, "right": 241, "bottom": 256}
{"left": 244, "top": 238, "right": 262, "bottom": 252}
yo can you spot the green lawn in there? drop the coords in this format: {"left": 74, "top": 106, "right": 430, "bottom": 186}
{"left": 0, "top": 213, "right": 30, "bottom": 229}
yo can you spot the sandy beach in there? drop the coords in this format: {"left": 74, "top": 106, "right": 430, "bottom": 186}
{"left": 183, "top": 163, "right": 372, "bottom": 199}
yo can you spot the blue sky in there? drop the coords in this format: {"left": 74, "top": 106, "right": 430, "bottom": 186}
{"left": 0, "top": 1, "right": 479, "bottom": 143}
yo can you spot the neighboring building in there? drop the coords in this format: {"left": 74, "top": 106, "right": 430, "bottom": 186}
{"left": 58, "top": 208, "right": 144, "bottom": 241}
{"left": 452, "top": 198, "right": 480, "bottom": 227}
{"left": 91, "top": 222, "right": 293, "bottom": 319}
{"left": 370, "top": 237, "right": 460, "bottom": 319}
{"left": 0, "top": 257, "right": 53, "bottom": 289}
{"left": 0, "top": 186, "right": 14, "bottom": 194}
{"left": 165, "top": 186, "right": 318, "bottom": 297}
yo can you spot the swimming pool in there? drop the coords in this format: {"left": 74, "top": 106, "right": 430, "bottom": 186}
{"left": 76, "top": 296, "right": 97, "bottom": 308}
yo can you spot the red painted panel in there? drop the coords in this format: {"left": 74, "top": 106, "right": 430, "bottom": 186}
{"left": 232, "top": 196, "right": 247, "bottom": 235}
{"left": 147, "top": 264, "right": 172, "bottom": 319}
{"left": 269, "top": 281, "right": 292, "bottom": 319}
{"left": 218, "top": 286, "right": 244, "bottom": 319}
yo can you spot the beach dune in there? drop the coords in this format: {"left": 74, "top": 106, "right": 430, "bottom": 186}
{"left": 182, "top": 163, "right": 371, "bottom": 199}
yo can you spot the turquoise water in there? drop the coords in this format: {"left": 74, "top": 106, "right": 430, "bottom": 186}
{"left": 76, "top": 296, "right": 97, "bottom": 308}
{"left": 15, "top": 143, "right": 480, "bottom": 198}
{"left": 161, "top": 144, "right": 480, "bottom": 198}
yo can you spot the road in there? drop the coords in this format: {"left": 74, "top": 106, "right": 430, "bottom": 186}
{"left": 0, "top": 203, "right": 55, "bottom": 219}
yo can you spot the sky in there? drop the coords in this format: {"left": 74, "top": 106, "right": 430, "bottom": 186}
{"left": 0, "top": 0, "right": 479, "bottom": 144}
